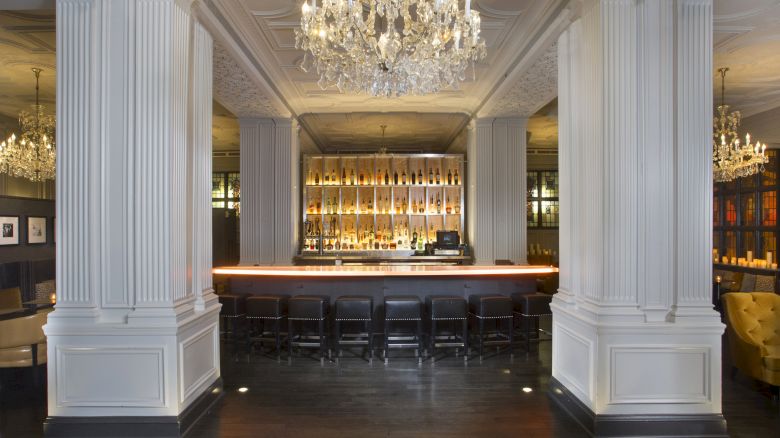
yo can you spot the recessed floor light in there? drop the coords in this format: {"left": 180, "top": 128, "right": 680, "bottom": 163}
{"left": 237, "top": 387, "right": 249, "bottom": 393}
{"left": 502, "top": 369, "right": 511, "bottom": 374}
{"left": 522, "top": 387, "right": 533, "bottom": 393}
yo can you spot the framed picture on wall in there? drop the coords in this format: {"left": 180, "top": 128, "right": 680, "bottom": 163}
{"left": 27, "top": 216, "right": 47, "bottom": 244}
{"left": 0, "top": 215, "right": 20, "bottom": 246}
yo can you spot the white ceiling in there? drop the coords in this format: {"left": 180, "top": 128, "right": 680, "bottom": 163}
{"left": 713, "top": 0, "right": 780, "bottom": 118}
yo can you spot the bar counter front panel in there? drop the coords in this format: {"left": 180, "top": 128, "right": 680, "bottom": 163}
{"left": 216, "top": 265, "right": 557, "bottom": 304}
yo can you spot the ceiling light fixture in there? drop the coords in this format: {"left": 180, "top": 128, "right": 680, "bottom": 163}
{"left": 296, "top": 0, "right": 487, "bottom": 97}
{"left": 712, "top": 67, "right": 767, "bottom": 183}
{"left": 0, "top": 68, "right": 56, "bottom": 182}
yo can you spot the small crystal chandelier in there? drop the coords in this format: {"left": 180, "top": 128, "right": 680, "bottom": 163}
{"left": 295, "top": 0, "right": 487, "bottom": 97}
{"left": 712, "top": 67, "right": 767, "bottom": 183}
{"left": 0, "top": 68, "right": 56, "bottom": 182}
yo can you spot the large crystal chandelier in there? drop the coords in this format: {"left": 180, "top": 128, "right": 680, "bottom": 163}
{"left": 295, "top": 0, "right": 487, "bottom": 97}
{"left": 713, "top": 67, "right": 767, "bottom": 183}
{"left": 0, "top": 68, "right": 56, "bottom": 182}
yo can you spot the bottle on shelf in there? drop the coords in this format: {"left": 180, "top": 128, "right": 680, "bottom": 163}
{"left": 359, "top": 172, "right": 364, "bottom": 185}
{"left": 454, "top": 169, "right": 459, "bottom": 185}
{"left": 308, "top": 169, "right": 313, "bottom": 185}
{"left": 350, "top": 169, "right": 355, "bottom": 185}
{"left": 436, "top": 193, "right": 441, "bottom": 214}
{"left": 412, "top": 199, "right": 417, "bottom": 213}
{"left": 384, "top": 169, "right": 389, "bottom": 185}
{"left": 446, "top": 196, "right": 452, "bottom": 214}
{"left": 394, "top": 170, "right": 399, "bottom": 185}
{"left": 428, "top": 168, "right": 433, "bottom": 185}
{"left": 324, "top": 170, "right": 329, "bottom": 184}
{"left": 402, "top": 170, "right": 407, "bottom": 185}
{"left": 411, "top": 228, "right": 418, "bottom": 248}
{"left": 447, "top": 169, "right": 452, "bottom": 185}
{"left": 417, "top": 169, "right": 423, "bottom": 185}
{"left": 411, "top": 170, "right": 416, "bottom": 185}
{"left": 435, "top": 168, "right": 441, "bottom": 185}
{"left": 454, "top": 201, "right": 461, "bottom": 214}
{"left": 331, "top": 169, "right": 336, "bottom": 184}
{"left": 419, "top": 198, "right": 425, "bottom": 214}
{"left": 315, "top": 172, "right": 320, "bottom": 185}
{"left": 341, "top": 168, "right": 346, "bottom": 185}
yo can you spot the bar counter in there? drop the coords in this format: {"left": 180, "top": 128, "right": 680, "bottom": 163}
{"left": 214, "top": 264, "right": 557, "bottom": 277}
{"left": 215, "top": 264, "right": 557, "bottom": 303}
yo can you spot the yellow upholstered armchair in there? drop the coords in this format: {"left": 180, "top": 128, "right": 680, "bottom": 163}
{"left": 721, "top": 292, "right": 780, "bottom": 390}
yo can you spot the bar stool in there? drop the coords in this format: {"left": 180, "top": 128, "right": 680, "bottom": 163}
{"left": 468, "top": 294, "right": 513, "bottom": 361}
{"left": 288, "top": 295, "right": 330, "bottom": 365}
{"left": 334, "top": 295, "right": 374, "bottom": 363}
{"left": 383, "top": 295, "right": 423, "bottom": 364}
{"left": 511, "top": 292, "right": 553, "bottom": 352}
{"left": 425, "top": 295, "right": 468, "bottom": 362}
{"left": 246, "top": 295, "right": 288, "bottom": 360}
{"left": 218, "top": 294, "right": 247, "bottom": 344}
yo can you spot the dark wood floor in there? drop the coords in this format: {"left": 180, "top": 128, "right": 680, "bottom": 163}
{"left": 1, "top": 335, "right": 778, "bottom": 437}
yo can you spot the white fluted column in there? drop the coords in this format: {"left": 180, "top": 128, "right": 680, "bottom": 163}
{"left": 45, "top": 0, "right": 221, "bottom": 427}
{"left": 551, "top": 0, "right": 725, "bottom": 431}
{"left": 239, "top": 117, "right": 297, "bottom": 265}
{"left": 468, "top": 117, "right": 528, "bottom": 265}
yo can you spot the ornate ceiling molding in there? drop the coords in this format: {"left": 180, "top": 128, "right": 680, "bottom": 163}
{"left": 212, "top": 42, "right": 282, "bottom": 118}
{"left": 486, "top": 42, "right": 558, "bottom": 118}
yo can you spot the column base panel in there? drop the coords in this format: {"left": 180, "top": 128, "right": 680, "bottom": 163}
{"left": 43, "top": 377, "right": 223, "bottom": 437}
{"left": 549, "top": 377, "right": 728, "bottom": 438}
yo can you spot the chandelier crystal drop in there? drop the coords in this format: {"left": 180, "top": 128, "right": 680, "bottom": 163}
{"left": 712, "top": 67, "right": 767, "bottom": 183}
{"left": 0, "top": 68, "right": 56, "bottom": 182}
{"left": 295, "top": 0, "right": 487, "bottom": 97}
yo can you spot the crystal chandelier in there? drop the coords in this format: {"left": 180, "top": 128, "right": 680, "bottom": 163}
{"left": 712, "top": 67, "right": 767, "bottom": 183}
{"left": 295, "top": 0, "right": 487, "bottom": 97}
{"left": 0, "top": 68, "right": 56, "bottom": 182}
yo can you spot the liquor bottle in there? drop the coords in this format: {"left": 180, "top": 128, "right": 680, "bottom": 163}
{"left": 412, "top": 199, "right": 417, "bottom": 213}
{"left": 331, "top": 169, "right": 336, "bottom": 184}
{"left": 349, "top": 200, "right": 355, "bottom": 214}
{"left": 411, "top": 171, "right": 416, "bottom": 185}
{"left": 402, "top": 197, "right": 407, "bottom": 213}
{"left": 315, "top": 172, "right": 320, "bottom": 185}
{"left": 402, "top": 170, "right": 407, "bottom": 185}
{"left": 359, "top": 172, "right": 364, "bottom": 185}
{"left": 367, "top": 197, "right": 373, "bottom": 213}
{"left": 341, "top": 168, "right": 346, "bottom": 185}
{"left": 454, "top": 169, "right": 459, "bottom": 185}
{"left": 395, "top": 198, "right": 400, "bottom": 214}
{"left": 384, "top": 169, "right": 389, "bottom": 185}
{"left": 436, "top": 194, "right": 441, "bottom": 214}
{"left": 394, "top": 171, "right": 399, "bottom": 185}
{"left": 447, "top": 169, "right": 452, "bottom": 185}
{"left": 308, "top": 169, "right": 313, "bottom": 185}
{"left": 326, "top": 198, "right": 331, "bottom": 214}
{"left": 417, "top": 228, "right": 424, "bottom": 250}
{"left": 420, "top": 198, "right": 425, "bottom": 214}
{"left": 417, "top": 169, "right": 423, "bottom": 184}
{"left": 412, "top": 228, "right": 418, "bottom": 248}
{"left": 454, "top": 201, "right": 460, "bottom": 214}
{"left": 435, "top": 168, "right": 441, "bottom": 185}
{"left": 430, "top": 196, "right": 434, "bottom": 213}
{"left": 428, "top": 168, "right": 433, "bottom": 185}
{"left": 350, "top": 169, "right": 355, "bottom": 185}
{"left": 446, "top": 196, "right": 452, "bottom": 214}
{"left": 316, "top": 201, "right": 321, "bottom": 213}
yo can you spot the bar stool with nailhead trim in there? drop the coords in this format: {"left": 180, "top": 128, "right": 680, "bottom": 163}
{"left": 334, "top": 295, "right": 374, "bottom": 363}
{"left": 383, "top": 295, "right": 423, "bottom": 364}
{"left": 468, "top": 294, "right": 514, "bottom": 361}
{"left": 425, "top": 295, "right": 468, "bottom": 362}
{"left": 288, "top": 295, "right": 330, "bottom": 365}
{"left": 218, "top": 294, "right": 247, "bottom": 344}
{"left": 246, "top": 295, "right": 288, "bottom": 360}
{"left": 511, "top": 292, "right": 553, "bottom": 352}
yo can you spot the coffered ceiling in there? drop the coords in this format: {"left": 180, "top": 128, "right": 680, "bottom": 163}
{"left": 713, "top": 0, "right": 780, "bottom": 118}
{"left": 203, "top": 0, "right": 570, "bottom": 118}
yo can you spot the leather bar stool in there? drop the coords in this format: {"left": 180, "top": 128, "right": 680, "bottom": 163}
{"left": 383, "top": 295, "right": 423, "bottom": 364}
{"left": 246, "top": 295, "right": 288, "bottom": 360}
{"left": 511, "top": 292, "right": 553, "bottom": 352}
{"left": 288, "top": 295, "right": 330, "bottom": 365}
{"left": 468, "top": 294, "right": 513, "bottom": 361}
{"left": 425, "top": 295, "right": 468, "bottom": 362}
{"left": 218, "top": 294, "right": 247, "bottom": 344}
{"left": 334, "top": 295, "right": 374, "bottom": 363}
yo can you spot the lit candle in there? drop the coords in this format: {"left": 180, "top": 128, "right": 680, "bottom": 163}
{"left": 722, "top": 256, "right": 728, "bottom": 264}
{"left": 730, "top": 257, "right": 737, "bottom": 265}
{"left": 747, "top": 250, "right": 753, "bottom": 262}
{"left": 762, "top": 143, "right": 766, "bottom": 154}
{"left": 746, "top": 133, "right": 751, "bottom": 145}
{"left": 772, "top": 263, "right": 777, "bottom": 270}
{"left": 767, "top": 252, "right": 773, "bottom": 266}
